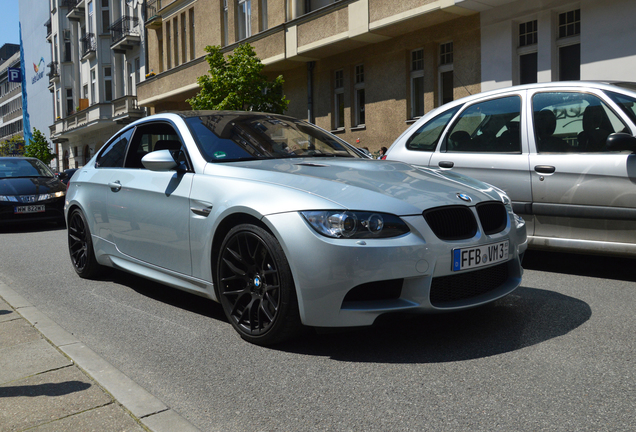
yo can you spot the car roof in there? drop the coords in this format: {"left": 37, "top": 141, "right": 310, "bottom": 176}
{"left": 443, "top": 81, "right": 636, "bottom": 108}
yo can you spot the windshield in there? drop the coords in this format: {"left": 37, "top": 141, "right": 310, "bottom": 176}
{"left": 0, "top": 159, "right": 54, "bottom": 179}
{"left": 184, "top": 113, "right": 361, "bottom": 162}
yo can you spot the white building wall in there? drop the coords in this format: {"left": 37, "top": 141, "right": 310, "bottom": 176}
{"left": 481, "top": 0, "right": 636, "bottom": 92}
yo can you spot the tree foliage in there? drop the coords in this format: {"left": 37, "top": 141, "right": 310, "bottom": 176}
{"left": 23, "top": 128, "right": 56, "bottom": 165}
{"left": 187, "top": 44, "right": 289, "bottom": 113}
{"left": 0, "top": 135, "right": 25, "bottom": 157}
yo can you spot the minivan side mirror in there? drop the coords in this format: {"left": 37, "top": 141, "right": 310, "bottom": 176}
{"left": 606, "top": 132, "right": 636, "bottom": 153}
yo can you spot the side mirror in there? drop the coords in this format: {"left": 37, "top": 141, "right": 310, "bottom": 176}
{"left": 141, "top": 150, "right": 178, "bottom": 171}
{"left": 57, "top": 172, "right": 68, "bottom": 180}
{"left": 606, "top": 132, "right": 636, "bottom": 153}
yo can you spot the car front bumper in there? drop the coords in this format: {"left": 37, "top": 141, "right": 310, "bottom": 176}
{"left": 265, "top": 211, "right": 527, "bottom": 328}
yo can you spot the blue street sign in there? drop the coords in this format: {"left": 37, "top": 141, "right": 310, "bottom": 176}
{"left": 8, "top": 67, "right": 21, "bottom": 83}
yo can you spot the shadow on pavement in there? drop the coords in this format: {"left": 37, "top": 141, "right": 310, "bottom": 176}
{"left": 278, "top": 286, "right": 591, "bottom": 363}
{"left": 522, "top": 250, "right": 636, "bottom": 282}
{"left": 0, "top": 381, "right": 92, "bottom": 398}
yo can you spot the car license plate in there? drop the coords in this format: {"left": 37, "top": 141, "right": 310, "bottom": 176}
{"left": 14, "top": 205, "right": 45, "bottom": 214}
{"left": 452, "top": 240, "right": 509, "bottom": 271}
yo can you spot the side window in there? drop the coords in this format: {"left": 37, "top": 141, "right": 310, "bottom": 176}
{"left": 95, "top": 128, "right": 134, "bottom": 168}
{"left": 605, "top": 90, "right": 636, "bottom": 130}
{"left": 446, "top": 96, "right": 522, "bottom": 153}
{"left": 406, "top": 106, "right": 461, "bottom": 151}
{"left": 533, "top": 92, "right": 628, "bottom": 153}
{"left": 125, "top": 122, "right": 183, "bottom": 168}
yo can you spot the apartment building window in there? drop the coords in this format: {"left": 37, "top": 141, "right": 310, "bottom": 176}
{"left": 260, "top": 0, "right": 268, "bottom": 31}
{"left": 518, "top": 19, "right": 538, "bottom": 85}
{"left": 411, "top": 48, "right": 424, "bottom": 118}
{"left": 158, "top": 31, "right": 164, "bottom": 72}
{"left": 63, "top": 30, "right": 72, "bottom": 62}
{"left": 222, "top": 0, "right": 229, "bottom": 46}
{"left": 189, "top": 8, "right": 195, "bottom": 60}
{"left": 334, "top": 69, "right": 344, "bottom": 130}
{"left": 439, "top": 42, "right": 453, "bottom": 105}
{"left": 83, "top": 84, "right": 89, "bottom": 100}
{"left": 91, "top": 68, "right": 96, "bottom": 104}
{"left": 166, "top": 21, "right": 172, "bottom": 69}
{"left": 104, "top": 67, "right": 112, "bottom": 101}
{"left": 237, "top": 0, "right": 252, "bottom": 40}
{"left": 53, "top": 34, "right": 58, "bottom": 63}
{"left": 101, "top": 0, "right": 110, "bottom": 34}
{"left": 66, "top": 88, "right": 73, "bottom": 115}
{"left": 557, "top": 9, "right": 580, "bottom": 81}
{"left": 354, "top": 64, "right": 365, "bottom": 127}
{"left": 174, "top": 17, "right": 179, "bottom": 66}
{"left": 88, "top": 1, "right": 94, "bottom": 34}
{"left": 181, "top": 12, "right": 187, "bottom": 62}
{"left": 135, "top": 58, "right": 140, "bottom": 94}
{"left": 128, "top": 62, "right": 133, "bottom": 95}
{"left": 56, "top": 89, "right": 61, "bottom": 118}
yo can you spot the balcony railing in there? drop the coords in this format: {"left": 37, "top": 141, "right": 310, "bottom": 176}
{"left": 146, "top": 0, "right": 161, "bottom": 21}
{"left": 47, "top": 61, "right": 60, "bottom": 80}
{"left": 61, "top": 0, "right": 81, "bottom": 9}
{"left": 45, "top": 19, "right": 52, "bottom": 38}
{"left": 80, "top": 33, "right": 97, "bottom": 57}
{"left": 110, "top": 16, "right": 141, "bottom": 45}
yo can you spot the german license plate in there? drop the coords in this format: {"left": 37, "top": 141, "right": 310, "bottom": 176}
{"left": 452, "top": 240, "right": 509, "bottom": 271}
{"left": 14, "top": 205, "right": 45, "bottom": 214}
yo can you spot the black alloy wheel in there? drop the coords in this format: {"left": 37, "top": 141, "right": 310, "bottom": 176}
{"left": 68, "top": 208, "right": 102, "bottom": 278}
{"left": 217, "top": 224, "right": 301, "bottom": 345}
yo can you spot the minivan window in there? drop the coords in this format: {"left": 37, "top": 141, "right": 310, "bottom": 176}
{"left": 405, "top": 106, "right": 461, "bottom": 152}
{"left": 446, "top": 96, "right": 521, "bottom": 153}
{"left": 533, "top": 92, "right": 628, "bottom": 152}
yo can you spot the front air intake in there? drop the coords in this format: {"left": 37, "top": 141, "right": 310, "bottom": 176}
{"left": 423, "top": 206, "right": 477, "bottom": 240}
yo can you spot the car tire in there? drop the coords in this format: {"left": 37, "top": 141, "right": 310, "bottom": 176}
{"left": 217, "top": 224, "right": 302, "bottom": 345}
{"left": 68, "top": 208, "right": 102, "bottom": 279}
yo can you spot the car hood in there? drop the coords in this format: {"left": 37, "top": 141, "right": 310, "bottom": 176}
{"left": 209, "top": 158, "right": 503, "bottom": 214}
{"left": 0, "top": 177, "right": 66, "bottom": 196}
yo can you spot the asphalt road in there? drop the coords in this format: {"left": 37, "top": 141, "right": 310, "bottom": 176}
{"left": 1, "top": 223, "right": 635, "bottom": 431}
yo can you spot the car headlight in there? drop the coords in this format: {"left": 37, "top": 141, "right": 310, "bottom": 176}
{"left": 300, "top": 211, "right": 410, "bottom": 239}
{"left": 38, "top": 191, "right": 66, "bottom": 201}
{"left": 0, "top": 195, "right": 19, "bottom": 202}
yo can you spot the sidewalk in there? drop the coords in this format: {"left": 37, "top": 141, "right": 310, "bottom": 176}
{"left": 0, "top": 281, "right": 201, "bottom": 432}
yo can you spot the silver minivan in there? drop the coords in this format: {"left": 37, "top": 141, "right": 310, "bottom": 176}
{"left": 386, "top": 81, "right": 636, "bottom": 257}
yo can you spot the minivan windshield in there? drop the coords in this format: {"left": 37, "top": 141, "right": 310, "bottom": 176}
{"left": 184, "top": 113, "right": 361, "bottom": 162}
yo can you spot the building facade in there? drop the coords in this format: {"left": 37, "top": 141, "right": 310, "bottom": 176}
{"left": 47, "top": 0, "right": 147, "bottom": 170}
{"left": 137, "top": 0, "right": 485, "bottom": 153}
{"left": 0, "top": 45, "right": 23, "bottom": 150}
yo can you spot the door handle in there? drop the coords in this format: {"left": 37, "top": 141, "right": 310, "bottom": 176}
{"left": 534, "top": 165, "right": 556, "bottom": 174}
{"left": 108, "top": 181, "right": 122, "bottom": 192}
{"left": 438, "top": 161, "right": 454, "bottom": 169}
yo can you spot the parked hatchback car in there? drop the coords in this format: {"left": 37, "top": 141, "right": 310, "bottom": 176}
{"left": 386, "top": 81, "right": 636, "bottom": 257}
{"left": 65, "top": 111, "right": 527, "bottom": 345}
{"left": 0, "top": 157, "right": 66, "bottom": 226}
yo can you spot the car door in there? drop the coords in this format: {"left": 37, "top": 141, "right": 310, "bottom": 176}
{"left": 527, "top": 88, "right": 636, "bottom": 250}
{"left": 428, "top": 92, "right": 534, "bottom": 232}
{"left": 106, "top": 121, "right": 194, "bottom": 275}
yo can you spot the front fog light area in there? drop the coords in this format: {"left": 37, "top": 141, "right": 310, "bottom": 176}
{"left": 301, "top": 210, "right": 409, "bottom": 239}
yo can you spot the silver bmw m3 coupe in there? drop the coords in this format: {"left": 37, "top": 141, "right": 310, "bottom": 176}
{"left": 65, "top": 111, "right": 527, "bottom": 345}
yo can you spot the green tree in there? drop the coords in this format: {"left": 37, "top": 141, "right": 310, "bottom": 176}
{"left": 0, "top": 135, "right": 25, "bottom": 157}
{"left": 187, "top": 44, "right": 289, "bottom": 113}
{"left": 23, "top": 128, "right": 55, "bottom": 165}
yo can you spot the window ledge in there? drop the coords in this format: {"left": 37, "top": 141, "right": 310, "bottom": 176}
{"left": 330, "top": 128, "right": 345, "bottom": 134}
{"left": 406, "top": 118, "right": 419, "bottom": 125}
{"left": 351, "top": 125, "right": 366, "bottom": 131}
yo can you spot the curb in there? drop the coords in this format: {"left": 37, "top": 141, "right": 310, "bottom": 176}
{"left": 0, "top": 280, "right": 202, "bottom": 432}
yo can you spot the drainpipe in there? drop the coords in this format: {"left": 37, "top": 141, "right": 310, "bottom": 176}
{"left": 307, "top": 61, "right": 315, "bottom": 124}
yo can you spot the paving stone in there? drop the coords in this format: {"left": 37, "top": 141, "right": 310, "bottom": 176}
{"left": 0, "top": 339, "right": 71, "bottom": 385}
{"left": 0, "top": 318, "right": 41, "bottom": 348}
{"left": 27, "top": 402, "right": 147, "bottom": 432}
{"left": 0, "top": 366, "right": 113, "bottom": 432}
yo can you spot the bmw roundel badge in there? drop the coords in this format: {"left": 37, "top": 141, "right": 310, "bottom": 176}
{"left": 457, "top": 193, "right": 472, "bottom": 202}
